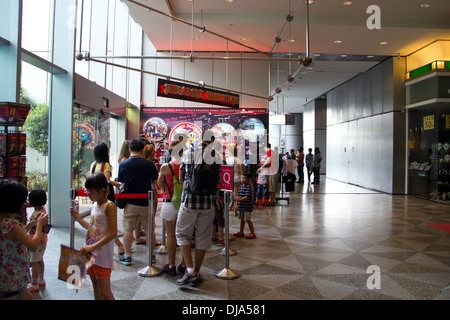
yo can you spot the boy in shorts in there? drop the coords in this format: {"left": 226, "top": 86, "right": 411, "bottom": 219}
{"left": 233, "top": 171, "right": 256, "bottom": 239}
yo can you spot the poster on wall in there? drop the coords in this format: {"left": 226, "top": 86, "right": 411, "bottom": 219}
{"left": 139, "top": 107, "right": 268, "bottom": 160}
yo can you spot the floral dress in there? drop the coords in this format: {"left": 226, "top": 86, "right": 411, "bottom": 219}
{"left": 0, "top": 218, "right": 31, "bottom": 294}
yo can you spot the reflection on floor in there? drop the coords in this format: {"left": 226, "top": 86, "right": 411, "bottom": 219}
{"left": 32, "top": 178, "right": 450, "bottom": 300}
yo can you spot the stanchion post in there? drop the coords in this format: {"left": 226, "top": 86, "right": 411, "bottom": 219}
{"left": 156, "top": 218, "right": 168, "bottom": 254}
{"left": 138, "top": 190, "right": 162, "bottom": 277}
{"left": 215, "top": 191, "right": 240, "bottom": 280}
{"left": 70, "top": 189, "right": 77, "bottom": 249}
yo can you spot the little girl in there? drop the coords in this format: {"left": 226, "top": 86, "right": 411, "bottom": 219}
{"left": 255, "top": 170, "right": 268, "bottom": 207}
{"left": 24, "top": 189, "right": 49, "bottom": 293}
{"left": 0, "top": 179, "right": 48, "bottom": 300}
{"left": 70, "top": 173, "right": 117, "bottom": 300}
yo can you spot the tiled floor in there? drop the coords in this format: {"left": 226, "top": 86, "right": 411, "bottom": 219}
{"left": 31, "top": 178, "right": 450, "bottom": 300}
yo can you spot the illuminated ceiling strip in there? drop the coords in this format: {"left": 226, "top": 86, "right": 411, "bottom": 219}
{"left": 125, "top": 0, "right": 271, "bottom": 57}
{"left": 83, "top": 55, "right": 269, "bottom": 101}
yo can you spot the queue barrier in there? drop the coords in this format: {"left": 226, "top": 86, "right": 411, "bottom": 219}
{"left": 70, "top": 187, "right": 240, "bottom": 281}
{"left": 69, "top": 189, "right": 162, "bottom": 277}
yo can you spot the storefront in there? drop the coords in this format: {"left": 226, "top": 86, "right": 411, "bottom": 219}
{"left": 406, "top": 60, "right": 450, "bottom": 202}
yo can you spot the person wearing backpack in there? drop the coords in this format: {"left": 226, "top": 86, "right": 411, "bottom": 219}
{"left": 157, "top": 140, "right": 185, "bottom": 276}
{"left": 175, "top": 132, "right": 221, "bottom": 287}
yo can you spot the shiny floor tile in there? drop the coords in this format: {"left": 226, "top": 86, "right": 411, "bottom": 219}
{"left": 31, "top": 178, "right": 450, "bottom": 300}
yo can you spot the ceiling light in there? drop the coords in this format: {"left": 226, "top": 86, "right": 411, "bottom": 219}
{"left": 225, "top": 0, "right": 235, "bottom": 3}
{"left": 334, "top": 40, "right": 342, "bottom": 44}
{"left": 340, "top": 54, "right": 348, "bottom": 58}
{"left": 367, "top": 55, "right": 374, "bottom": 58}
{"left": 380, "top": 41, "right": 388, "bottom": 45}
{"left": 288, "top": 39, "right": 296, "bottom": 43}
{"left": 240, "top": 37, "right": 248, "bottom": 41}
{"left": 420, "top": 3, "right": 431, "bottom": 8}
{"left": 343, "top": 1, "right": 353, "bottom": 5}
{"left": 305, "top": 0, "right": 314, "bottom": 3}
{"left": 314, "top": 53, "right": 321, "bottom": 57}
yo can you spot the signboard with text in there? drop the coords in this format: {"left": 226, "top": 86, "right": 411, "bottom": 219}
{"left": 157, "top": 78, "right": 240, "bottom": 108}
{"left": 220, "top": 165, "right": 234, "bottom": 192}
{"left": 423, "top": 115, "right": 434, "bottom": 130}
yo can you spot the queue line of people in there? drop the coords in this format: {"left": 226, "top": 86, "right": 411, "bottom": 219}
{"left": 0, "top": 133, "right": 323, "bottom": 300}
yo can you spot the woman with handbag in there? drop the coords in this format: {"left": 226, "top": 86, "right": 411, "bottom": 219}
{"left": 156, "top": 140, "right": 185, "bottom": 276}
{"left": 90, "top": 142, "right": 124, "bottom": 255}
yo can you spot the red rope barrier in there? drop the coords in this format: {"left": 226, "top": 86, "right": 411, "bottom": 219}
{"left": 75, "top": 189, "right": 148, "bottom": 198}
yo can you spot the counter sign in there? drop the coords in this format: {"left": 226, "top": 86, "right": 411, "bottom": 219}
{"left": 220, "top": 165, "right": 234, "bottom": 192}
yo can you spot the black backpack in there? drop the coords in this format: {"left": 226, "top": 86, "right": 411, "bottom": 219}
{"left": 184, "top": 145, "right": 220, "bottom": 196}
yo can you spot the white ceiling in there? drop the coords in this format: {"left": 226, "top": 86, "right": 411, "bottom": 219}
{"left": 125, "top": 0, "right": 450, "bottom": 113}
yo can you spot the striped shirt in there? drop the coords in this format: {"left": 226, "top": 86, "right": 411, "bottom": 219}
{"left": 237, "top": 184, "right": 253, "bottom": 212}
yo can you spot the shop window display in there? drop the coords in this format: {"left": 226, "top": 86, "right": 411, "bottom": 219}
{"left": 408, "top": 104, "right": 450, "bottom": 202}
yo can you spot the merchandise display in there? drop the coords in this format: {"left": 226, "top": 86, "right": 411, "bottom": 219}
{"left": 0, "top": 102, "right": 30, "bottom": 186}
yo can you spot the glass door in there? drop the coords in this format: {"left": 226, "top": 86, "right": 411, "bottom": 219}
{"left": 72, "top": 104, "right": 111, "bottom": 190}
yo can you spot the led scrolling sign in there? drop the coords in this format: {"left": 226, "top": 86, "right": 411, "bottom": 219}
{"left": 157, "top": 78, "right": 240, "bottom": 108}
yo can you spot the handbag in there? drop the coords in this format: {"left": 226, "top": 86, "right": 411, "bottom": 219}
{"left": 91, "top": 162, "right": 116, "bottom": 202}
{"left": 99, "top": 163, "right": 116, "bottom": 202}
{"left": 166, "top": 162, "right": 182, "bottom": 210}
{"left": 116, "top": 159, "right": 145, "bottom": 209}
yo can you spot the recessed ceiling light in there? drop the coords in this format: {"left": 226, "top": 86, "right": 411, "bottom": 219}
{"left": 314, "top": 53, "right": 321, "bottom": 57}
{"left": 240, "top": 37, "right": 248, "bottom": 41}
{"left": 288, "top": 39, "right": 296, "bottom": 43}
{"left": 225, "top": 0, "right": 235, "bottom": 3}
{"left": 420, "top": 3, "right": 431, "bottom": 8}
{"left": 340, "top": 54, "right": 348, "bottom": 57}
{"left": 334, "top": 40, "right": 342, "bottom": 44}
{"left": 193, "top": 36, "right": 199, "bottom": 40}
{"left": 380, "top": 41, "right": 388, "bottom": 45}
{"left": 305, "top": 0, "right": 314, "bottom": 4}
{"left": 367, "top": 55, "right": 374, "bottom": 58}
{"left": 343, "top": 1, "right": 353, "bottom": 5}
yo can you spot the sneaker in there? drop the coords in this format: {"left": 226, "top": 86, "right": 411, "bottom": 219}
{"left": 177, "top": 263, "right": 187, "bottom": 274}
{"left": 163, "top": 264, "right": 177, "bottom": 276}
{"left": 245, "top": 233, "right": 256, "bottom": 239}
{"left": 176, "top": 270, "right": 199, "bottom": 286}
{"left": 233, "top": 232, "right": 244, "bottom": 237}
{"left": 190, "top": 273, "right": 204, "bottom": 287}
{"left": 119, "top": 255, "right": 132, "bottom": 266}
{"left": 38, "top": 279, "right": 46, "bottom": 288}
{"left": 216, "top": 239, "right": 225, "bottom": 246}
{"left": 27, "top": 283, "right": 39, "bottom": 293}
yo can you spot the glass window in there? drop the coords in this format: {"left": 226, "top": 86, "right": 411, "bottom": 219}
{"left": 72, "top": 105, "right": 114, "bottom": 190}
{"left": 22, "top": 0, "right": 53, "bottom": 61}
{"left": 20, "top": 62, "right": 51, "bottom": 193}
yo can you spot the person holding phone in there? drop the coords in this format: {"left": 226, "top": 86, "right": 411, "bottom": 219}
{"left": 0, "top": 180, "right": 48, "bottom": 300}
{"left": 24, "top": 189, "right": 50, "bottom": 294}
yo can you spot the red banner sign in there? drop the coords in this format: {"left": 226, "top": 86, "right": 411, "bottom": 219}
{"left": 157, "top": 78, "right": 240, "bottom": 108}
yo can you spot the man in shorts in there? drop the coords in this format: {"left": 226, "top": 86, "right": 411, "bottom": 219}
{"left": 117, "top": 138, "right": 158, "bottom": 266}
{"left": 175, "top": 133, "right": 221, "bottom": 287}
